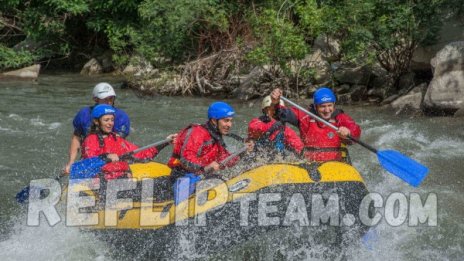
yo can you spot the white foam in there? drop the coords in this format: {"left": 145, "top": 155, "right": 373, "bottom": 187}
{"left": 0, "top": 126, "right": 22, "bottom": 133}
{"left": 8, "top": 114, "right": 22, "bottom": 120}
{"left": 30, "top": 117, "right": 46, "bottom": 127}
{"left": 48, "top": 122, "right": 62, "bottom": 130}
{"left": 0, "top": 214, "right": 110, "bottom": 261}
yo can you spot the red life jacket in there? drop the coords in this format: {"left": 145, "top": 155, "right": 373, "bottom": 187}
{"left": 167, "top": 122, "right": 236, "bottom": 174}
{"left": 82, "top": 132, "right": 159, "bottom": 179}
{"left": 301, "top": 116, "right": 348, "bottom": 162}
{"left": 275, "top": 104, "right": 360, "bottom": 163}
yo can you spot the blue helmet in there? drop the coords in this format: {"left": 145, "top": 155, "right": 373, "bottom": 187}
{"left": 313, "top": 87, "right": 336, "bottom": 105}
{"left": 207, "top": 102, "right": 235, "bottom": 119}
{"left": 92, "top": 104, "right": 116, "bottom": 119}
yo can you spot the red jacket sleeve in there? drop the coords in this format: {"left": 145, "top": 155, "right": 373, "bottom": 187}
{"left": 247, "top": 118, "right": 266, "bottom": 140}
{"left": 284, "top": 127, "right": 304, "bottom": 154}
{"left": 336, "top": 113, "right": 361, "bottom": 142}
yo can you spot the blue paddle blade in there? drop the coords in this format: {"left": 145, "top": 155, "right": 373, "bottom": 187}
{"left": 361, "top": 228, "right": 379, "bottom": 251}
{"left": 16, "top": 185, "right": 51, "bottom": 203}
{"left": 16, "top": 186, "right": 31, "bottom": 203}
{"left": 377, "top": 150, "right": 429, "bottom": 187}
{"left": 70, "top": 157, "right": 106, "bottom": 179}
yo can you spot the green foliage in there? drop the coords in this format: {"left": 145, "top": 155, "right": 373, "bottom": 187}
{"left": 361, "top": 0, "right": 443, "bottom": 81}
{"left": 246, "top": 9, "right": 308, "bottom": 75}
{"left": 0, "top": 44, "right": 36, "bottom": 69}
{"left": 295, "top": 0, "right": 325, "bottom": 41}
{"left": 137, "top": 0, "right": 231, "bottom": 63}
{"left": 0, "top": 0, "right": 458, "bottom": 78}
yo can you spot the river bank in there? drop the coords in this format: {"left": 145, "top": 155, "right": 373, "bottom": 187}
{"left": 6, "top": 40, "right": 464, "bottom": 119}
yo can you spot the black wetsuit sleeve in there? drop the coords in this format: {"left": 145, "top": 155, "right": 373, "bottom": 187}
{"left": 275, "top": 105, "right": 299, "bottom": 127}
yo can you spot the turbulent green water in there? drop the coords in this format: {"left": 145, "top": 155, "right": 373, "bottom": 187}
{"left": 0, "top": 74, "right": 462, "bottom": 260}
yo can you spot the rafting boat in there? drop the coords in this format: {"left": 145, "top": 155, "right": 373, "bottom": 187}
{"left": 65, "top": 161, "right": 371, "bottom": 258}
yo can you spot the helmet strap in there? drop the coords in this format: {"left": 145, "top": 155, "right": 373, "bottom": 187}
{"left": 210, "top": 119, "right": 220, "bottom": 132}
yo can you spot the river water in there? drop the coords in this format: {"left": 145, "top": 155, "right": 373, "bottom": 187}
{"left": 0, "top": 74, "right": 462, "bottom": 260}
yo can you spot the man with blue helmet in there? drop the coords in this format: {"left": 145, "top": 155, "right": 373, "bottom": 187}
{"left": 167, "top": 101, "right": 254, "bottom": 204}
{"left": 64, "top": 82, "right": 131, "bottom": 174}
{"left": 270, "top": 87, "right": 361, "bottom": 162}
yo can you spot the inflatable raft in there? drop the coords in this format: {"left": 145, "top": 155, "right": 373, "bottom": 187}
{"left": 66, "top": 161, "right": 371, "bottom": 258}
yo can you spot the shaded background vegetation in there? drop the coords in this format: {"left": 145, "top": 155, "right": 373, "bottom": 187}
{"left": 1, "top": 0, "right": 463, "bottom": 88}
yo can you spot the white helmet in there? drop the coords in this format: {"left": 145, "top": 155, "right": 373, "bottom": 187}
{"left": 92, "top": 82, "right": 116, "bottom": 99}
{"left": 261, "top": 95, "right": 284, "bottom": 110}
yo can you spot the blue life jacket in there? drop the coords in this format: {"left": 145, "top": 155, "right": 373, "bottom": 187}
{"left": 72, "top": 106, "right": 130, "bottom": 139}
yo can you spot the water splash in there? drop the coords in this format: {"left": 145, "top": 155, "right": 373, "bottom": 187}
{"left": 0, "top": 211, "right": 110, "bottom": 261}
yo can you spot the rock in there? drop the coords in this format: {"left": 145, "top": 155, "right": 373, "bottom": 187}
{"left": 306, "top": 85, "right": 318, "bottom": 97}
{"left": 312, "top": 35, "right": 341, "bottom": 62}
{"left": 335, "top": 84, "right": 350, "bottom": 95}
{"left": 80, "top": 58, "right": 102, "bottom": 75}
{"left": 231, "top": 67, "right": 264, "bottom": 100}
{"left": 334, "top": 65, "right": 371, "bottom": 85}
{"left": 454, "top": 106, "right": 464, "bottom": 117}
{"left": 97, "top": 51, "right": 114, "bottom": 73}
{"left": 397, "top": 72, "right": 416, "bottom": 90}
{"left": 370, "top": 67, "right": 395, "bottom": 94}
{"left": 381, "top": 94, "right": 400, "bottom": 105}
{"left": 350, "top": 85, "right": 368, "bottom": 102}
{"left": 367, "top": 87, "right": 388, "bottom": 101}
{"left": 390, "top": 85, "right": 424, "bottom": 115}
{"left": 411, "top": 46, "right": 435, "bottom": 71}
{"left": 1, "top": 64, "right": 40, "bottom": 79}
{"left": 368, "top": 97, "right": 382, "bottom": 104}
{"left": 337, "top": 93, "right": 352, "bottom": 105}
{"left": 302, "top": 49, "right": 331, "bottom": 84}
{"left": 423, "top": 41, "right": 464, "bottom": 112}
{"left": 122, "top": 64, "right": 137, "bottom": 75}
{"left": 412, "top": 17, "right": 464, "bottom": 71}
{"left": 124, "top": 56, "right": 157, "bottom": 77}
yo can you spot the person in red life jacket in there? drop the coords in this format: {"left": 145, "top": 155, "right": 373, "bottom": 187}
{"left": 64, "top": 82, "right": 131, "bottom": 175}
{"left": 168, "top": 101, "right": 254, "bottom": 204}
{"left": 270, "top": 87, "right": 361, "bottom": 163}
{"left": 81, "top": 104, "right": 174, "bottom": 180}
{"left": 248, "top": 95, "right": 304, "bottom": 157}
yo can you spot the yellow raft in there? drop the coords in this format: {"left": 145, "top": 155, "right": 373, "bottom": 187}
{"left": 66, "top": 161, "right": 371, "bottom": 257}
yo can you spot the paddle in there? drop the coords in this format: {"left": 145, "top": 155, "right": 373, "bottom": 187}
{"left": 16, "top": 138, "right": 173, "bottom": 203}
{"left": 70, "top": 138, "right": 172, "bottom": 179}
{"left": 174, "top": 146, "right": 249, "bottom": 205}
{"left": 280, "top": 96, "right": 429, "bottom": 187}
{"left": 207, "top": 146, "right": 248, "bottom": 174}
{"left": 15, "top": 174, "right": 67, "bottom": 204}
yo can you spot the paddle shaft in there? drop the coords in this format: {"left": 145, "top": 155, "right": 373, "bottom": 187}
{"left": 280, "top": 96, "right": 378, "bottom": 154}
{"left": 202, "top": 146, "right": 248, "bottom": 177}
{"left": 129, "top": 138, "right": 172, "bottom": 155}
{"left": 219, "top": 146, "right": 248, "bottom": 168}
